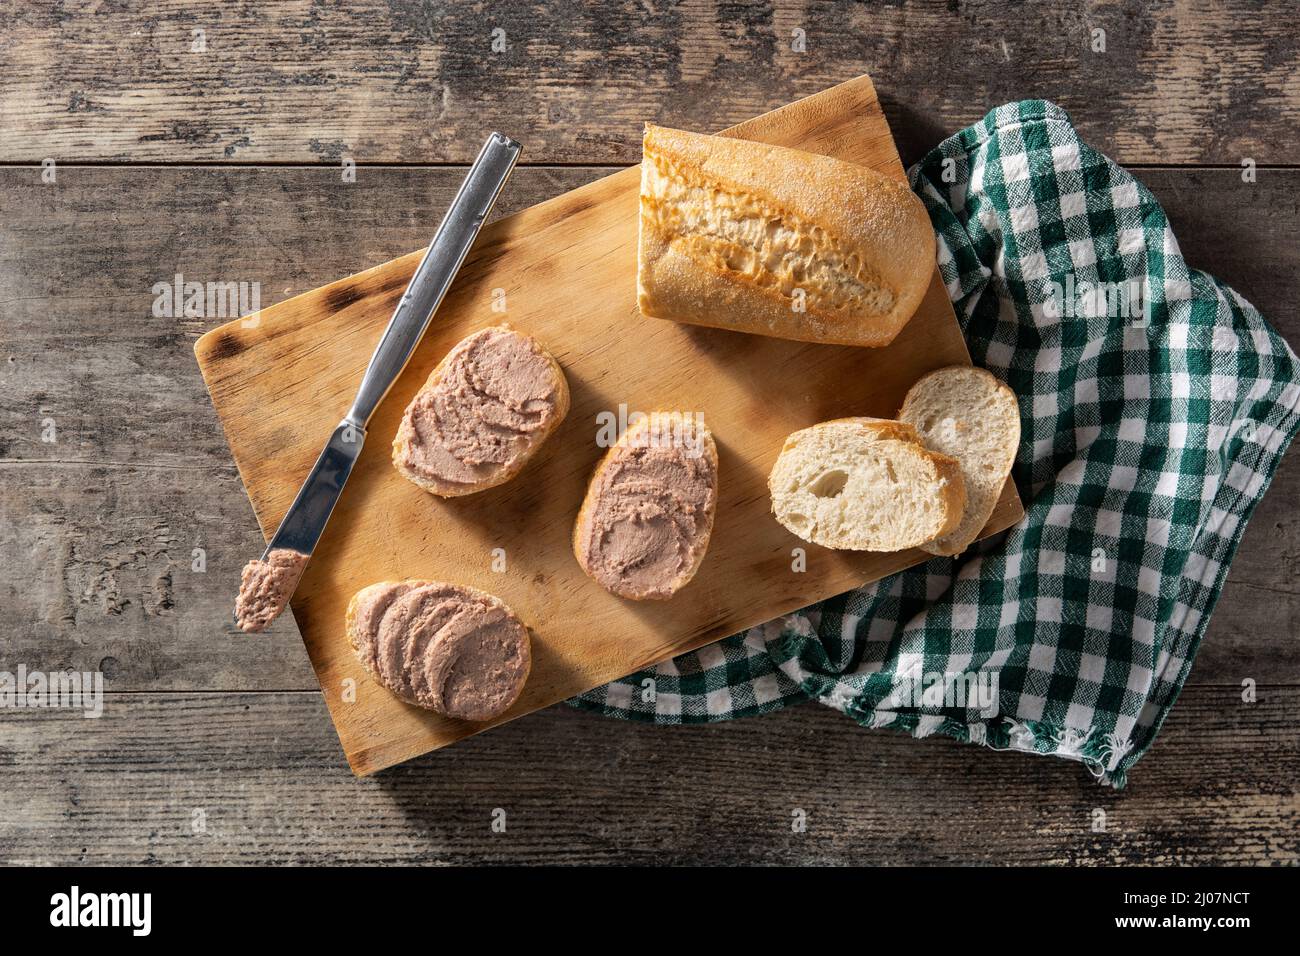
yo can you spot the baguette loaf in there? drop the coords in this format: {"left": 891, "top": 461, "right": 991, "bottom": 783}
{"left": 899, "top": 366, "right": 1020, "bottom": 556}
{"left": 637, "top": 124, "right": 936, "bottom": 347}
{"left": 393, "top": 326, "right": 569, "bottom": 497}
{"left": 573, "top": 412, "right": 718, "bottom": 600}
{"left": 346, "top": 580, "right": 532, "bottom": 722}
{"left": 768, "top": 418, "right": 965, "bottom": 551}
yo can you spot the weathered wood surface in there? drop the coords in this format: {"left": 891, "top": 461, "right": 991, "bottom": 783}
{"left": 1, "top": 1, "right": 1297, "bottom": 166}
{"left": 2, "top": 166, "right": 1297, "bottom": 690}
{"left": 3, "top": 3, "right": 1299, "bottom": 862}
{"left": 0, "top": 689, "right": 1294, "bottom": 865}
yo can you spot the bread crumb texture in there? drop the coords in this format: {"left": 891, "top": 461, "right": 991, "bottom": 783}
{"left": 900, "top": 366, "right": 1020, "bottom": 556}
{"left": 769, "top": 418, "right": 965, "bottom": 552}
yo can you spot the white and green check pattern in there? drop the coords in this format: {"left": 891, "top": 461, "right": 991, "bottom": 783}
{"left": 570, "top": 101, "right": 1300, "bottom": 786}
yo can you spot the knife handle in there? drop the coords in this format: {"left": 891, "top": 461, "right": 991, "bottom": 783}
{"left": 346, "top": 132, "right": 522, "bottom": 429}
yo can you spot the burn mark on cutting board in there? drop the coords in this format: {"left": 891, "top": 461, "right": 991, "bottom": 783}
{"left": 205, "top": 332, "right": 245, "bottom": 362}
{"left": 324, "top": 283, "right": 366, "bottom": 313}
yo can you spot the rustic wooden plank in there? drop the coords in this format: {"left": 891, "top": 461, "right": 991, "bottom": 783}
{"left": 0, "top": 165, "right": 613, "bottom": 468}
{"left": 0, "top": 688, "right": 1293, "bottom": 865}
{"left": 1, "top": 1, "right": 1297, "bottom": 166}
{"left": 0, "top": 461, "right": 318, "bottom": 689}
{"left": 2, "top": 165, "right": 1298, "bottom": 690}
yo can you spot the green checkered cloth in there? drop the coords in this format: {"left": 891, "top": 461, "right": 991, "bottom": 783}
{"left": 569, "top": 101, "right": 1300, "bottom": 786}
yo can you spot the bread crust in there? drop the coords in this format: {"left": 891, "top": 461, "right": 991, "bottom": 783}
{"left": 927, "top": 449, "right": 967, "bottom": 541}
{"left": 788, "top": 416, "right": 923, "bottom": 449}
{"left": 573, "top": 413, "right": 718, "bottom": 601}
{"left": 638, "top": 124, "right": 936, "bottom": 347}
{"left": 392, "top": 326, "right": 570, "bottom": 497}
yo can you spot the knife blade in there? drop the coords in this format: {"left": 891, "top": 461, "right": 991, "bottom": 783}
{"left": 238, "top": 132, "right": 521, "bottom": 626}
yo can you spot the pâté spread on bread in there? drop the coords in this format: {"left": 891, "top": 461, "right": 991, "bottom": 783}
{"left": 574, "top": 412, "right": 718, "bottom": 600}
{"left": 393, "top": 326, "right": 569, "bottom": 496}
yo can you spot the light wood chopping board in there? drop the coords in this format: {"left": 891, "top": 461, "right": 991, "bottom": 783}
{"left": 196, "top": 73, "right": 1024, "bottom": 775}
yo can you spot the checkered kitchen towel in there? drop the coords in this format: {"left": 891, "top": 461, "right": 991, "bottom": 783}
{"left": 570, "top": 101, "right": 1300, "bottom": 786}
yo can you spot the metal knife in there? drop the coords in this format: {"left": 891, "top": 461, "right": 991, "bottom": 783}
{"left": 238, "top": 132, "right": 521, "bottom": 626}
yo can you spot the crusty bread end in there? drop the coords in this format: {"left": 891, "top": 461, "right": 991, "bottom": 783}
{"left": 638, "top": 124, "right": 936, "bottom": 348}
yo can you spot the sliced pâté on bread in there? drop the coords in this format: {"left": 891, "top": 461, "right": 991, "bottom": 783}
{"left": 637, "top": 124, "right": 936, "bottom": 348}
{"left": 768, "top": 418, "right": 966, "bottom": 551}
{"left": 346, "top": 580, "right": 532, "bottom": 722}
{"left": 899, "top": 366, "right": 1020, "bottom": 556}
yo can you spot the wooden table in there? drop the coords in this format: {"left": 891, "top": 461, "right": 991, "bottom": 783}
{"left": 1, "top": 1, "right": 1296, "bottom": 865}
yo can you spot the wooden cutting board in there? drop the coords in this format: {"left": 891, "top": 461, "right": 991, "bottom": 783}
{"left": 196, "top": 73, "right": 1023, "bottom": 776}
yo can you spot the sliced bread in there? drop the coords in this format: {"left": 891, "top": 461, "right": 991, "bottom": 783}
{"left": 899, "top": 366, "right": 1020, "bottom": 556}
{"left": 768, "top": 418, "right": 966, "bottom": 551}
